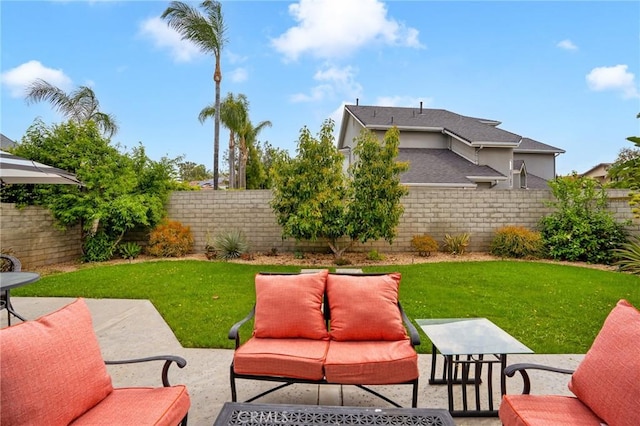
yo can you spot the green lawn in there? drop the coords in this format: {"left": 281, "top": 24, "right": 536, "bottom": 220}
{"left": 13, "top": 260, "right": 639, "bottom": 354}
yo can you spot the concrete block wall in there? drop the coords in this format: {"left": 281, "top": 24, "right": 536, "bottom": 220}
{"left": 2, "top": 188, "right": 637, "bottom": 268}
{"left": 168, "top": 188, "right": 639, "bottom": 254}
{"left": 0, "top": 203, "right": 82, "bottom": 270}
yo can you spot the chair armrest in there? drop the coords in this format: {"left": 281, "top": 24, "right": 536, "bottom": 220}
{"left": 105, "top": 355, "right": 187, "bottom": 387}
{"left": 504, "top": 363, "right": 574, "bottom": 394}
{"left": 228, "top": 305, "right": 256, "bottom": 349}
{"left": 398, "top": 302, "right": 421, "bottom": 347}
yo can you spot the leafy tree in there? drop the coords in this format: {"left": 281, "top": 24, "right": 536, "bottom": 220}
{"left": 271, "top": 120, "right": 408, "bottom": 259}
{"left": 238, "top": 119, "right": 271, "bottom": 189}
{"left": 177, "top": 161, "right": 211, "bottom": 182}
{"left": 163, "top": 0, "right": 227, "bottom": 190}
{"left": 25, "top": 79, "right": 119, "bottom": 138}
{"left": 2, "top": 120, "right": 178, "bottom": 260}
{"left": 539, "top": 173, "right": 628, "bottom": 264}
{"left": 247, "top": 140, "right": 288, "bottom": 189}
{"left": 346, "top": 126, "right": 409, "bottom": 245}
{"left": 609, "top": 113, "right": 640, "bottom": 216}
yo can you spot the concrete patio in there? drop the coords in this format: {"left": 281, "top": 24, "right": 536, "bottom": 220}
{"left": 2, "top": 297, "right": 584, "bottom": 426}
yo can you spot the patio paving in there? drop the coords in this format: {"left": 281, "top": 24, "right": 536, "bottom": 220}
{"left": 2, "top": 297, "right": 584, "bottom": 426}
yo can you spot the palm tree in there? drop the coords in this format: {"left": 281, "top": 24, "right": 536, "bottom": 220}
{"left": 162, "top": 0, "right": 227, "bottom": 190}
{"left": 199, "top": 93, "right": 248, "bottom": 189}
{"left": 25, "top": 79, "right": 119, "bottom": 138}
{"left": 238, "top": 119, "right": 271, "bottom": 189}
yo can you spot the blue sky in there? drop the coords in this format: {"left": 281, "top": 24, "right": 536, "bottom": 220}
{"left": 1, "top": 0, "right": 639, "bottom": 176}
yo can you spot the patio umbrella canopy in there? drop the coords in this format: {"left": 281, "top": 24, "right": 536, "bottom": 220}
{"left": 0, "top": 150, "right": 82, "bottom": 185}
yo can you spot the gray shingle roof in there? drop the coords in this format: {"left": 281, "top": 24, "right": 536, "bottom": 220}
{"left": 344, "top": 105, "right": 564, "bottom": 153}
{"left": 516, "top": 137, "right": 565, "bottom": 154}
{"left": 346, "top": 104, "right": 521, "bottom": 145}
{"left": 397, "top": 148, "right": 505, "bottom": 185}
{"left": 524, "top": 173, "right": 550, "bottom": 190}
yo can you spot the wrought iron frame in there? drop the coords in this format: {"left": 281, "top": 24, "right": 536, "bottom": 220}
{"left": 228, "top": 272, "right": 421, "bottom": 408}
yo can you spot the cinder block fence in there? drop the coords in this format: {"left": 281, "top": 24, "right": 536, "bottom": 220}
{"left": 1, "top": 188, "right": 637, "bottom": 270}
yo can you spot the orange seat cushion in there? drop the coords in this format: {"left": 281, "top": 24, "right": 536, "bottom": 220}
{"left": 499, "top": 395, "right": 604, "bottom": 426}
{"left": 327, "top": 273, "right": 407, "bottom": 341}
{"left": 71, "top": 386, "right": 190, "bottom": 426}
{"left": 233, "top": 337, "right": 329, "bottom": 380}
{"left": 568, "top": 299, "right": 640, "bottom": 426}
{"left": 324, "top": 340, "right": 418, "bottom": 384}
{"left": 0, "top": 298, "right": 114, "bottom": 426}
{"left": 254, "top": 270, "right": 329, "bottom": 340}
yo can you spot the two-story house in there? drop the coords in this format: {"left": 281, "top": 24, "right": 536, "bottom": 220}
{"left": 337, "top": 103, "right": 564, "bottom": 189}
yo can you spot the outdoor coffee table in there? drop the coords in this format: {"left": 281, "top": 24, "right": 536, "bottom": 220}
{"left": 416, "top": 318, "right": 533, "bottom": 417}
{"left": 214, "top": 402, "right": 455, "bottom": 425}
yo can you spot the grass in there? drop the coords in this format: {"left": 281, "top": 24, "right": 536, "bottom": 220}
{"left": 13, "top": 260, "right": 639, "bottom": 354}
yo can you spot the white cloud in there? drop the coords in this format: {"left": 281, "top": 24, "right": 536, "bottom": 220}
{"left": 290, "top": 65, "right": 362, "bottom": 103}
{"left": 139, "top": 17, "right": 202, "bottom": 63}
{"left": 557, "top": 39, "right": 578, "bottom": 51}
{"left": 228, "top": 67, "right": 248, "bottom": 83}
{"left": 272, "top": 0, "right": 424, "bottom": 61}
{"left": 586, "top": 64, "right": 639, "bottom": 99}
{"left": 0, "top": 60, "right": 72, "bottom": 98}
{"left": 374, "top": 96, "right": 433, "bottom": 108}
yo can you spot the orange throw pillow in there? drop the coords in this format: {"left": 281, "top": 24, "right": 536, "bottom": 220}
{"left": 568, "top": 299, "right": 640, "bottom": 426}
{"left": 254, "top": 270, "right": 329, "bottom": 339}
{"left": 327, "top": 273, "right": 408, "bottom": 341}
{"left": 0, "top": 298, "right": 113, "bottom": 426}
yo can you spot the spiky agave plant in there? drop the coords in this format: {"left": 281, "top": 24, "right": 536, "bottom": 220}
{"left": 613, "top": 236, "right": 640, "bottom": 275}
{"left": 214, "top": 229, "right": 249, "bottom": 259}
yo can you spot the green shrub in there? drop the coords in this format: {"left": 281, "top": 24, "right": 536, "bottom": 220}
{"left": 147, "top": 220, "right": 194, "bottom": 257}
{"left": 490, "top": 226, "right": 542, "bottom": 259}
{"left": 443, "top": 233, "right": 470, "bottom": 255}
{"left": 118, "top": 242, "right": 142, "bottom": 260}
{"left": 410, "top": 234, "right": 439, "bottom": 257}
{"left": 614, "top": 237, "right": 640, "bottom": 275}
{"left": 83, "top": 232, "right": 115, "bottom": 262}
{"left": 213, "top": 229, "right": 249, "bottom": 259}
{"left": 539, "top": 174, "right": 628, "bottom": 264}
{"left": 367, "top": 249, "right": 384, "bottom": 261}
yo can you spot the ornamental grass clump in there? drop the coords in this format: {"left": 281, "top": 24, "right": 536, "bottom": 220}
{"left": 147, "top": 220, "right": 194, "bottom": 257}
{"left": 613, "top": 237, "right": 640, "bottom": 275}
{"left": 443, "top": 233, "right": 470, "bottom": 255}
{"left": 490, "top": 226, "right": 542, "bottom": 259}
{"left": 214, "top": 229, "right": 249, "bottom": 259}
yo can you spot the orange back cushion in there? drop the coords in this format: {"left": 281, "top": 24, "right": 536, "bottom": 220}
{"left": 0, "top": 298, "right": 113, "bottom": 425}
{"left": 254, "top": 270, "right": 329, "bottom": 339}
{"left": 568, "top": 299, "right": 640, "bottom": 426}
{"left": 327, "top": 273, "right": 408, "bottom": 341}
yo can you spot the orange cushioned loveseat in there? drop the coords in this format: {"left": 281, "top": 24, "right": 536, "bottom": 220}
{"left": 499, "top": 299, "right": 640, "bottom": 426}
{"left": 0, "top": 298, "right": 191, "bottom": 426}
{"left": 228, "top": 270, "right": 420, "bottom": 407}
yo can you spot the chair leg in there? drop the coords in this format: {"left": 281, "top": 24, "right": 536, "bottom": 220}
{"left": 230, "top": 364, "right": 238, "bottom": 402}
{"left": 179, "top": 412, "right": 188, "bottom": 425}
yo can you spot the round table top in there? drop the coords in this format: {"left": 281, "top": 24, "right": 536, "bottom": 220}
{"left": 0, "top": 272, "right": 41, "bottom": 290}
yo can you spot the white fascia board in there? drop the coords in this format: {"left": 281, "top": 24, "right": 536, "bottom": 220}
{"left": 467, "top": 175, "right": 508, "bottom": 182}
{"left": 404, "top": 182, "right": 477, "bottom": 188}
{"left": 442, "top": 129, "right": 472, "bottom": 145}
{"left": 515, "top": 148, "right": 566, "bottom": 154}
{"left": 471, "top": 140, "right": 520, "bottom": 148}
{"left": 366, "top": 125, "right": 444, "bottom": 132}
